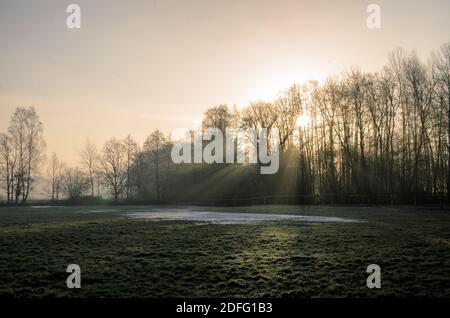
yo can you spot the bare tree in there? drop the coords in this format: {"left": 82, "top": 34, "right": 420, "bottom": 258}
{"left": 100, "top": 138, "right": 127, "bottom": 202}
{"left": 46, "top": 153, "right": 65, "bottom": 201}
{"left": 433, "top": 42, "right": 450, "bottom": 201}
{"left": 79, "top": 138, "right": 98, "bottom": 198}
{"left": 274, "top": 85, "right": 302, "bottom": 150}
{"left": 143, "top": 130, "right": 171, "bottom": 202}
{"left": 0, "top": 133, "right": 16, "bottom": 204}
{"left": 62, "top": 168, "right": 89, "bottom": 201}
{"left": 8, "top": 107, "right": 45, "bottom": 204}
{"left": 202, "top": 105, "right": 232, "bottom": 132}
{"left": 241, "top": 102, "right": 277, "bottom": 131}
{"left": 123, "top": 135, "right": 138, "bottom": 201}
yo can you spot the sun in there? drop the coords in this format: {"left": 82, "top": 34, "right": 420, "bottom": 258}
{"left": 296, "top": 114, "right": 311, "bottom": 128}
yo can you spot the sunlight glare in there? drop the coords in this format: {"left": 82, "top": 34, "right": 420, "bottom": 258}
{"left": 296, "top": 114, "right": 311, "bottom": 128}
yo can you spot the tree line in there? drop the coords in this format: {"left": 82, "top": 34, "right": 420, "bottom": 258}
{"left": 1, "top": 42, "right": 450, "bottom": 205}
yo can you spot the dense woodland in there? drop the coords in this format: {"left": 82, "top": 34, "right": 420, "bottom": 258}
{"left": 1, "top": 43, "right": 450, "bottom": 205}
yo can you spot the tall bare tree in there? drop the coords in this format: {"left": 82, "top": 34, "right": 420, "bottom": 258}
{"left": 123, "top": 135, "right": 138, "bottom": 201}
{"left": 433, "top": 42, "right": 450, "bottom": 201}
{"left": 143, "top": 130, "right": 171, "bottom": 202}
{"left": 79, "top": 138, "right": 98, "bottom": 198}
{"left": 0, "top": 133, "right": 17, "bottom": 204}
{"left": 7, "top": 107, "right": 45, "bottom": 204}
{"left": 47, "top": 152, "right": 65, "bottom": 201}
{"left": 100, "top": 138, "right": 127, "bottom": 202}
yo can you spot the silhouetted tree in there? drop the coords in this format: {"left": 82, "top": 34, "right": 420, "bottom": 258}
{"left": 79, "top": 138, "right": 99, "bottom": 198}
{"left": 100, "top": 138, "right": 127, "bottom": 202}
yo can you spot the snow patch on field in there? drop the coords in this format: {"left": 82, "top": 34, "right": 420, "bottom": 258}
{"left": 30, "top": 206, "right": 66, "bottom": 209}
{"left": 125, "top": 210, "right": 362, "bottom": 224}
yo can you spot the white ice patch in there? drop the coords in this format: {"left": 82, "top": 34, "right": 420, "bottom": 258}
{"left": 125, "top": 211, "right": 362, "bottom": 224}
{"left": 30, "top": 206, "right": 66, "bottom": 209}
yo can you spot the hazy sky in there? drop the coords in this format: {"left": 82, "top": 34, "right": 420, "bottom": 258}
{"left": 1, "top": 0, "right": 450, "bottom": 165}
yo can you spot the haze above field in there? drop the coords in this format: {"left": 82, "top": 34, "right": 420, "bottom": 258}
{"left": 1, "top": 0, "right": 450, "bottom": 165}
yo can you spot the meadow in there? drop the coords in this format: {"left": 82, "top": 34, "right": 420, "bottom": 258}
{"left": 0, "top": 205, "right": 449, "bottom": 298}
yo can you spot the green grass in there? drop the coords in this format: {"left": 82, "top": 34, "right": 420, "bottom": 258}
{"left": 0, "top": 205, "right": 450, "bottom": 297}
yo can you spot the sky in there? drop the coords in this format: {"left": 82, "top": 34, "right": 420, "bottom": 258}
{"left": 1, "top": 0, "right": 450, "bottom": 165}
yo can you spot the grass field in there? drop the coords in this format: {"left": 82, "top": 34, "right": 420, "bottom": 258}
{"left": 0, "top": 205, "right": 450, "bottom": 298}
